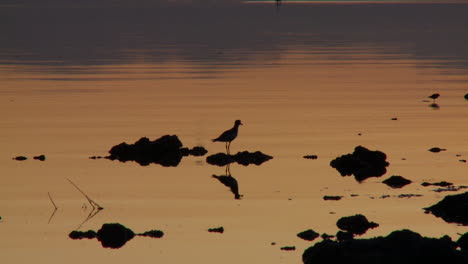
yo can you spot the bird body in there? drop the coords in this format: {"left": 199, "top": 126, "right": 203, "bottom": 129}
{"left": 212, "top": 120, "right": 242, "bottom": 155}
{"left": 428, "top": 93, "right": 440, "bottom": 103}
{"left": 212, "top": 174, "right": 241, "bottom": 199}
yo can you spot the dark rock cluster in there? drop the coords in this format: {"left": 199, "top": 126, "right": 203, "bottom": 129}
{"left": 303, "top": 229, "right": 468, "bottom": 264}
{"left": 106, "top": 135, "right": 207, "bottom": 166}
{"left": 69, "top": 223, "right": 164, "bottom": 249}
{"left": 330, "top": 146, "right": 389, "bottom": 182}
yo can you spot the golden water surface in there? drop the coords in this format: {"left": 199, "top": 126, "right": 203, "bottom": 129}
{"left": 1, "top": 2, "right": 467, "bottom": 264}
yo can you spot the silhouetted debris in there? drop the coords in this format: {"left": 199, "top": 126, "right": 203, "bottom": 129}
{"left": 303, "top": 229, "right": 466, "bottom": 264}
{"left": 97, "top": 223, "right": 135, "bottom": 249}
{"left": 323, "top": 195, "right": 343, "bottom": 201}
{"left": 460, "top": 159, "right": 467, "bottom": 163}
{"left": 297, "top": 229, "right": 320, "bottom": 241}
{"left": 89, "top": 156, "right": 104, "bottom": 159}
{"left": 206, "top": 151, "right": 272, "bottom": 166}
{"left": 303, "top": 155, "right": 318, "bottom": 159}
{"left": 271, "top": 242, "right": 276, "bottom": 246}
{"left": 336, "top": 214, "right": 379, "bottom": 235}
{"left": 138, "top": 230, "right": 164, "bottom": 238}
{"left": 69, "top": 230, "right": 97, "bottom": 239}
{"left": 13, "top": 156, "right": 27, "bottom": 161}
{"left": 336, "top": 231, "right": 354, "bottom": 242}
{"left": 382, "top": 175, "right": 412, "bottom": 188}
{"left": 106, "top": 135, "right": 207, "bottom": 166}
{"left": 33, "top": 154, "right": 46, "bottom": 161}
{"left": 330, "top": 146, "right": 389, "bottom": 182}
{"left": 429, "top": 147, "right": 446, "bottom": 153}
{"left": 465, "top": 93, "right": 468, "bottom": 100}
{"left": 425, "top": 192, "right": 468, "bottom": 225}
{"left": 280, "top": 246, "right": 296, "bottom": 251}
{"left": 208, "top": 226, "right": 224, "bottom": 233}
{"left": 458, "top": 233, "right": 468, "bottom": 251}
{"left": 400, "top": 194, "right": 423, "bottom": 198}
{"left": 390, "top": 117, "right": 398, "bottom": 120}
{"left": 432, "top": 186, "right": 468, "bottom": 193}
{"left": 422, "top": 181, "right": 453, "bottom": 187}
{"left": 212, "top": 174, "right": 241, "bottom": 199}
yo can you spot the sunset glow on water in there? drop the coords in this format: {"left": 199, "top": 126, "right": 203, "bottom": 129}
{"left": 1, "top": 1, "right": 468, "bottom": 263}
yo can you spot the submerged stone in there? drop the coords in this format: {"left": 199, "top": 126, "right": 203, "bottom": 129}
{"left": 138, "top": 230, "right": 164, "bottom": 238}
{"left": 297, "top": 229, "right": 320, "bottom": 241}
{"left": 382, "top": 175, "right": 412, "bottom": 188}
{"left": 208, "top": 226, "right": 224, "bottom": 233}
{"left": 330, "top": 146, "right": 389, "bottom": 182}
{"left": 424, "top": 192, "right": 468, "bottom": 225}
{"left": 69, "top": 230, "right": 97, "bottom": 239}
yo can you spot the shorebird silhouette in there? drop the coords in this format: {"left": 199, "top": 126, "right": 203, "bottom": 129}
{"left": 212, "top": 120, "right": 242, "bottom": 155}
{"left": 428, "top": 93, "right": 440, "bottom": 103}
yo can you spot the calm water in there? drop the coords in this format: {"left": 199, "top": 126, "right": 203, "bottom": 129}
{"left": 1, "top": 1, "right": 468, "bottom": 264}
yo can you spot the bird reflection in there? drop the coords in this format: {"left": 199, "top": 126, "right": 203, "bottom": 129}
{"left": 212, "top": 164, "right": 242, "bottom": 199}
{"left": 429, "top": 103, "right": 440, "bottom": 109}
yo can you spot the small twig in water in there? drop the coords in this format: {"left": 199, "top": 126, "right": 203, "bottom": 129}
{"left": 47, "top": 192, "right": 58, "bottom": 224}
{"left": 67, "top": 179, "right": 104, "bottom": 210}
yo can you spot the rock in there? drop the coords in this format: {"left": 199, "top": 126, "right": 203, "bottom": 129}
{"left": 422, "top": 181, "right": 453, "bottom": 187}
{"left": 68, "top": 230, "right": 97, "bottom": 239}
{"left": 424, "top": 192, "right": 468, "bottom": 225}
{"left": 458, "top": 233, "right": 468, "bottom": 251}
{"left": 390, "top": 117, "right": 398, "bottom": 120}
{"left": 382, "top": 175, "right": 412, "bottom": 188}
{"left": 303, "top": 229, "right": 465, "bottom": 264}
{"left": 323, "top": 195, "right": 343, "bottom": 201}
{"left": 330, "top": 146, "right": 389, "bottom": 182}
{"left": 280, "top": 246, "right": 296, "bottom": 251}
{"left": 106, "top": 135, "right": 206, "bottom": 167}
{"left": 303, "top": 155, "right": 318, "bottom": 159}
{"left": 138, "top": 230, "right": 164, "bottom": 238}
{"left": 336, "top": 214, "right": 379, "bottom": 235}
{"left": 189, "top": 146, "right": 208, "bottom": 156}
{"left": 13, "top": 156, "right": 27, "bottom": 161}
{"left": 208, "top": 227, "right": 224, "bottom": 233}
{"left": 429, "top": 147, "right": 446, "bottom": 153}
{"left": 297, "top": 229, "right": 320, "bottom": 241}
{"left": 336, "top": 231, "right": 354, "bottom": 242}
{"left": 33, "top": 155, "right": 46, "bottom": 161}
{"left": 321, "top": 233, "right": 335, "bottom": 240}
{"left": 97, "top": 223, "right": 135, "bottom": 249}
{"left": 397, "top": 194, "right": 423, "bottom": 198}
{"left": 465, "top": 93, "right": 468, "bottom": 100}
{"left": 206, "top": 151, "right": 272, "bottom": 166}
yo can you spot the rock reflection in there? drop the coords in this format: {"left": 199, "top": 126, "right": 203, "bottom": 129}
{"left": 206, "top": 151, "right": 273, "bottom": 166}
{"left": 69, "top": 223, "right": 164, "bottom": 249}
{"left": 212, "top": 164, "right": 242, "bottom": 199}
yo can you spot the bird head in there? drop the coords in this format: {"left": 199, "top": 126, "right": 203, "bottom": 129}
{"left": 235, "top": 120, "right": 243, "bottom": 126}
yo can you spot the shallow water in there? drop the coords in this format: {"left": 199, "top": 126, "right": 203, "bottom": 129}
{"left": 1, "top": 1, "right": 468, "bottom": 263}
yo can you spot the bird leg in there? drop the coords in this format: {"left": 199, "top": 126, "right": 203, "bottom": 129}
{"left": 227, "top": 141, "right": 231, "bottom": 155}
